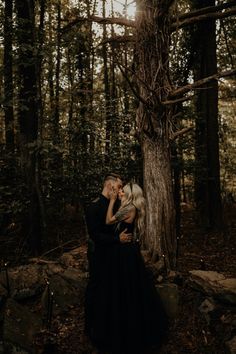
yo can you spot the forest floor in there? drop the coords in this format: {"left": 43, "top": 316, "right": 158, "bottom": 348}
{"left": 1, "top": 205, "right": 236, "bottom": 354}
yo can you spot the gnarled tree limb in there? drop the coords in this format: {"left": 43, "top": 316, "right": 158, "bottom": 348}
{"left": 61, "top": 4, "right": 236, "bottom": 37}
{"left": 170, "top": 69, "right": 236, "bottom": 98}
{"left": 170, "top": 126, "right": 193, "bottom": 141}
{"left": 173, "top": 0, "right": 236, "bottom": 22}
{"left": 61, "top": 15, "right": 135, "bottom": 34}
{"left": 115, "top": 60, "right": 148, "bottom": 106}
{"left": 171, "top": 6, "right": 236, "bottom": 32}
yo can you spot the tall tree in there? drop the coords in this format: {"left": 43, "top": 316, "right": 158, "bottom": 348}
{"left": 4, "top": 0, "right": 14, "bottom": 151}
{"left": 136, "top": 0, "right": 177, "bottom": 269}
{"left": 102, "top": 0, "right": 112, "bottom": 162}
{"left": 192, "top": 0, "right": 223, "bottom": 229}
{"left": 15, "top": 0, "right": 42, "bottom": 254}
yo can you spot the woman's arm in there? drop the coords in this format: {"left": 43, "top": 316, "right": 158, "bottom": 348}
{"left": 106, "top": 201, "right": 136, "bottom": 225}
{"left": 106, "top": 198, "right": 117, "bottom": 224}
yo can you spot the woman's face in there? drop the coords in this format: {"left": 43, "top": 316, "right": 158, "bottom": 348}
{"left": 118, "top": 188, "right": 125, "bottom": 201}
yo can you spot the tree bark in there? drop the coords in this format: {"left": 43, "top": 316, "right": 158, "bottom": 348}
{"left": 15, "top": 0, "right": 42, "bottom": 254}
{"left": 193, "top": 0, "right": 222, "bottom": 229}
{"left": 4, "top": 0, "right": 14, "bottom": 151}
{"left": 136, "top": 0, "right": 176, "bottom": 269}
{"left": 102, "top": 0, "right": 111, "bottom": 161}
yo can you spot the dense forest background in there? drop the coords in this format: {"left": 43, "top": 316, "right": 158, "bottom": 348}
{"left": 0, "top": 0, "right": 235, "bottom": 263}
{"left": 0, "top": 1, "right": 236, "bottom": 353}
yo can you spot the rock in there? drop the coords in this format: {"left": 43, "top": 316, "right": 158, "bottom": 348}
{"left": 198, "top": 298, "right": 216, "bottom": 324}
{"left": 0, "top": 264, "right": 47, "bottom": 300}
{"left": 46, "top": 263, "right": 64, "bottom": 276}
{"left": 217, "top": 279, "right": 236, "bottom": 304}
{"left": 60, "top": 268, "right": 87, "bottom": 289}
{"left": 3, "top": 298, "right": 41, "bottom": 353}
{"left": 189, "top": 270, "right": 236, "bottom": 305}
{"left": 69, "top": 246, "right": 84, "bottom": 257}
{"left": 156, "top": 283, "right": 179, "bottom": 319}
{"left": 156, "top": 275, "right": 164, "bottom": 283}
{"left": 60, "top": 253, "right": 76, "bottom": 267}
{"left": 41, "top": 273, "right": 87, "bottom": 316}
{"left": 225, "top": 336, "right": 236, "bottom": 354}
{"left": 221, "top": 313, "right": 236, "bottom": 327}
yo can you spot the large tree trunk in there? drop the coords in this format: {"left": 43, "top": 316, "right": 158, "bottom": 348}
{"left": 4, "top": 0, "right": 14, "bottom": 151}
{"left": 193, "top": 0, "right": 222, "bottom": 229}
{"left": 136, "top": 0, "right": 176, "bottom": 269}
{"left": 142, "top": 138, "right": 177, "bottom": 268}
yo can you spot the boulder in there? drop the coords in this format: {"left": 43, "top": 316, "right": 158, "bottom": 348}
{"left": 46, "top": 263, "right": 65, "bottom": 276}
{"left": 41, "top": 272, "right": 87, "bottom": 316}
{"left": 2, "top": 298, "right": 41, "bottom": 353}
{"left": 60, "top": 268, "right": 87, "bottom": 290}
{"left": 189, "top": 270, "right": 236, "bottom": 305}
{"left": 225, "top": 336, "right": 236, "bottom": 354}
{"left": 0, "top": 264, "right": 47, "bottom": 300}
{"left": 156, "top": 283, "right": 179, "bottom": 319}
{"left": 60, "top": 253, "right": 75, "bottom": 267}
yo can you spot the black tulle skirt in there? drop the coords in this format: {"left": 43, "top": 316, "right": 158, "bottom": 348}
{"left": 85, "top": 238, "right": 168, "bottom": 354}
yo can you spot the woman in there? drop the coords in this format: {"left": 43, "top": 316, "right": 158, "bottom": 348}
{"left": 106, "top": 182, "right": 168, "bottom": 354}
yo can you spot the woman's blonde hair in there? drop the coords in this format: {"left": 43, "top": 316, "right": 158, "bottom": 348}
{"left": 122, "top": 182, "right": 145, "bottom": 238}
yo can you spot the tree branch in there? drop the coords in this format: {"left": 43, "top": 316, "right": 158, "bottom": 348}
{"left": 115, "top": 60, "right": 148, "bottom": 106}
{"left": 170, "top": 69, "right": 236, "bottom": 98}
{"left": 61, "top": 15, "right": 135, "bottom": 34}
{"left": 61, "top": 3, "right": 236, "bottom": 36}
{"left": 170, "top": 126, "right": 194, "bottom": 141}
{"left": 162, "top": 94, "right": 195, "bottom": 105}
{"left": 173, "top": 0, "right": 236, "bottom": 22}
{"left": 171, "top": 6, "right": 236, "bottom": 32}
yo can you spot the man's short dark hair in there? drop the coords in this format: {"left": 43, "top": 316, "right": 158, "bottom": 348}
{"left": 104, "top": 172, "right": 122, "bottom": 183}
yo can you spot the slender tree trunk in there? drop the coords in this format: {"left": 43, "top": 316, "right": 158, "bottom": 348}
{"left": 136, "top": 0, "right": 176, "bottom": 269}
{"left": 4, "top": 0, "right": 14, "bottom": 151}
{"left": 15, "top": 0, "right": 42, "bottom": 254}
{"left": 37, "top": 0, "right": 46, "bottom": 138}
{"left": 48, "top": 0, "right": 54, "bottom": 134}
{"left": 102, "top": 0, "right": 111, "bottom": 161}
{"left": 193, "top": 0, "right": 222, "bottom": 229}
{"left": 54, "top": 0, "right": 61, "bottom": 142}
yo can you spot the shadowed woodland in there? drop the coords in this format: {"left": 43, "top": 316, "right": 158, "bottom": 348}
{"left": 0, "top": 0, "right": 236, "bottom": 353}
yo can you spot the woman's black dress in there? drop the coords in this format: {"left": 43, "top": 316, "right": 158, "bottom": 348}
{"left": 90, "top": 220, "right": 168, "bottom": 354}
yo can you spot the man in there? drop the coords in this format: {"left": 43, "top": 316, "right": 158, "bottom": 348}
{"left": 84, "top": 173, "right": 132, "bottom": 351}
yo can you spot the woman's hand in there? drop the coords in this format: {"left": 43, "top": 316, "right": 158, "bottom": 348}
{"left": 109, "top": 187, "right": 118, "bottom": 201}
{"left": 106, "top": 188, "right": 118, "bottom": 224}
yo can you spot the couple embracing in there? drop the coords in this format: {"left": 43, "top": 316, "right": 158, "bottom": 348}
{"left": 85, "top": 173, "right": 168, "bottom": 354}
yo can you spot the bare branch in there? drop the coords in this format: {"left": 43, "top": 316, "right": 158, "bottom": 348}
{"left": 162, "top": 94, "right": 195, "bottom": 105}
{"left": 170, "top": 126, "right": 194, "bottom": 141}
{"left": 173, "top": 1, "right": 236, "bottom": 22}
{"left": 61, "top": 15, "right": 135, "bottom": 34}
{"left": 115, "top": 60, "right": 148, "bottom": 106}
{"left": 171, "top": 6, "right": 236, "bottom": 32}
{"left": 170, "top": 69, "right": 236, "bottom": 98}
